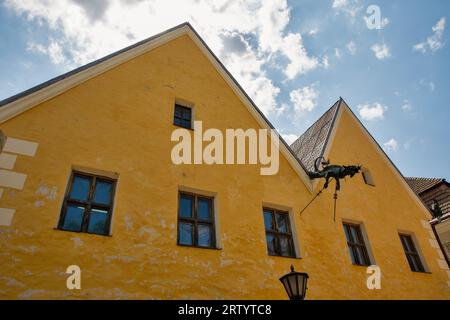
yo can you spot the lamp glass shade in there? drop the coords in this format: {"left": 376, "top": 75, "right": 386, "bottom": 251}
{"left": 279, "top": 269, "right": 309, "bottom": 300}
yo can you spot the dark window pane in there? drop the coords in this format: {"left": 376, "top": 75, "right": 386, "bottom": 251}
{"left": 407, "top": 254, "right": 419, "bottom": 271}
{"left": 87, "top": 208, "right": 109, "bottom": 235}
{"left": 179, "top": 222, "right": 193, "bottom": 245}
{"left": 62, "top": 205, "right": 85, "bottom": 232}
{"left": 266, "top": 234, "right": 276, "bottom": 255}
{"left": 350, "top": 226, "right": 359, "bottom": 244}
{"left": 263, "top": 211, "right": 273, "bottom": 230}
{"left": 198, "top": 198, "right": 211, "bottom": 220}
{"left": 93, "top": 180, "right": 113, "bottom": 205}
{"left": 343, "top": 225, "right": 352, "bottom": 242}
{"left": 401, "top": 235, "right": 412, "bottom": 252}
{"left": 344, "top": 223, "right": 371, "bottom": 265}
{"left": 179, "top": 195, "right": 193, "bottom": 218}
{"left": 174, "top": 105, "right": 192, "bottom": 128}
{"left": 174, "top": 118, "right": 188, "bottom": 128}
{"left": 69, "top": 176, "right": 91, "bottom": 201}
{"left": 405, "top": 236, "right": 414, "bottom": 252}
{"left": 348, "top": 247, "right": 357, "bottom": 264}
{"left": 413, "top": 256, "right": 425, "bottom": 272}
{"left": 355, "top": 246, "right": 367, "bottom": 265}
{"left": 180, "top": 119, "right": 191, "bottom": 128}
{"left": 279, "top": 236, "right": 292, "bottom": 257}
{"left": 198, "top": 224, "right": 212, "bottom": 247}
{"left": 177, "top": 105, "right": 191, "bottom": 117}
{"left": 276, "top": 213, "right": 288, "bottom": 233}
{"left": 399, "top": 234, "right": 425, "bottom": 272}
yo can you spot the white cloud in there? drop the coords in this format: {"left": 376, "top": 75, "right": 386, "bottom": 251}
{"left": 5, "top": 0, "right": 323, "bottom": 115}
{"left": 308, "top": 28, "right": 318, "bottom": 37}
{"left": 220, "top": 33, "right": 280, "bottom": 115}
{"left": 413, "top": 17, "right": 446, "bottom": 53}
{"left": 332, "top": 0, "right": 362, "bottom": 18}
{"left": 280, "top": 33, "right": 319, "bottom": 80}
{"left": 363, "top": 16, "right": 389, "bottom": 29}
{"left": 371, "top": 43, "right": 391, "bottom": 60}
{"left": 334, "top": 48, "right": 341, "bottom": 58}
{"left": 401, "top": 100, "right": 412, "bottom": 112}
{"left": 383, "top": 138, "right": 398, "bottom": 152}
{"left": 47, "top": 41, "right": 67, "bottom": 65}
{"left": 419, "top": 79, "right": 436, "bottom": 92}
{"left": 346, "top": 41, "right": 357, "bottom": 55}
{"left": 27, "top": 40, "right": 69, "bottom": 66}
{"left": 403, "top": 139, "right": 414, "bottom": 150}
{"left": 281, "top": 133, "right": 299, "bottom": 145}
{"left": 332, "top": 0, "right": 348, "bottom": 9}
{"left": 322, "top": 55, "right": 330, "bottom": 69}
{"left": 290, "top": 85, "right": 319, "bottom": 114}
{"left": 357, "top": 103, "right": 387, "bottom": 121}
{"left": 275, "top": 103, "right": 288, "bottom": 117}
{"left": 26, "top": 42, "right": 47, "bottom": 55}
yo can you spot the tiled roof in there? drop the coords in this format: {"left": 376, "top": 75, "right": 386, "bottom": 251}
{"left": 405, "top": 177, "right": 446, "bottom": 194}
{"left": 290, "top": 99, "right": 341, "bottom": 172}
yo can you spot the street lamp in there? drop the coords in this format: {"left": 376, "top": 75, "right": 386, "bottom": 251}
{"left": 279, "top": 265, "right": 309, "bottom": 300}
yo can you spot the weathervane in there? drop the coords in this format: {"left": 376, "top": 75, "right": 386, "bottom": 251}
{"left": 299, "top": 157, "right": 375, "bottom": 221}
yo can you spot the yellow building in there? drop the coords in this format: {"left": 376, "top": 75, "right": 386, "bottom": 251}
{"left": 0, "top": 23, "right": 449, "bottom": 300}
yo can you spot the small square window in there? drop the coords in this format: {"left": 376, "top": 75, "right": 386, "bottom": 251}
{"left": 58, "top": 171, "right": 116, "bottom": 236}
{"left": 174, "top": 104, "right": 192, "bottom": 129}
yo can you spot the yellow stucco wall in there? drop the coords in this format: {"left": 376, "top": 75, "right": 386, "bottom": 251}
{"left": 0, "top": 34, "right": 449, "bottom": 299}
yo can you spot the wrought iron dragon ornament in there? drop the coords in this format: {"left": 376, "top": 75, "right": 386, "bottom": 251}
{"left": 300, "top": 157, "right": 374, "bottom": 221}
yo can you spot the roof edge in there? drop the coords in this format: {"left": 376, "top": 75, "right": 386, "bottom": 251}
{"left": 340, "top": 98, "right": 434, "bottom": 220}
{"left": 318, "top": 97, "right": 343, "bottom": 161}
{"left": 0, "top": 22, "right": 191, "bottom": 108}
{"left": 0, "top": 21, "right": 314, "bottom": 191}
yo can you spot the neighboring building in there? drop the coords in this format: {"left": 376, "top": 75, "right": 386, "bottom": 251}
{"left": 0, "top": 23, "right": 449, "bottom": 299}
{"left": 406, "top": 177, "right": 450, "bottom": 268}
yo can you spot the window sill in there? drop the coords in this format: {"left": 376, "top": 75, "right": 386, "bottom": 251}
{"left": 350, "top": 263, "right": 371, "bottom": 268}
{"left": 53, "top": 227, "right": 112, "bottom": 237}
{"left": 410, "top": 270, "right": 432, "bottom": 274}
{"left": 268, "top": 253, "right": 301, "bottom": 260}
{"left": 173, "top": 123, "right": 194, "bottom": 131}
{"left": 177, "top": 243, "right": 222, "bottom": 250}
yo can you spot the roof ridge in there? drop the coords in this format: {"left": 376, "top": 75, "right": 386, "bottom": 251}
{"left": 0, "top": 22, "right": 192, "bottom": 107}
{"left": 289, "top": 98, "right": 341, "bottom": 171}
{"left": 405, "top": 177, "right": 444, "bottom": 181}
{"left": 318, "top": 98, "right": 342, "bottom": 160}
{"left": 291, "top": 98, "right": 341, "bottom": 146}
{"left": 0, "top": 22, "right": 314, "bottom": 190}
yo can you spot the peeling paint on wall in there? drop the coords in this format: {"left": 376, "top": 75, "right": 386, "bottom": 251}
{"left": 18, "top": 289, "right": 47, "bottom": 299}
{"left": 123, "top": 215, "right": 133, "bottom": 231}
{"left": 34, "top": 201, "right": 45, "bottom": 208}
{"left": 70, "top": 237, "right": 84, "bottom": 248}
{"left": 36, "top": 185, "right": 58, "bottom": 200}
{"left": 138, "top": 226, "right": 160, "bottom": 240}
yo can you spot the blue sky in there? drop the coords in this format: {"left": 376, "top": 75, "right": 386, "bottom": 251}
{"left": 0, "top": 0, "right": 448, "bottom": 179}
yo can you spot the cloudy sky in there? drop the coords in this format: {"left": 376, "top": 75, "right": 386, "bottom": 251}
{"left": 0, "top": 0, "right": 449, "bottom": 179}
